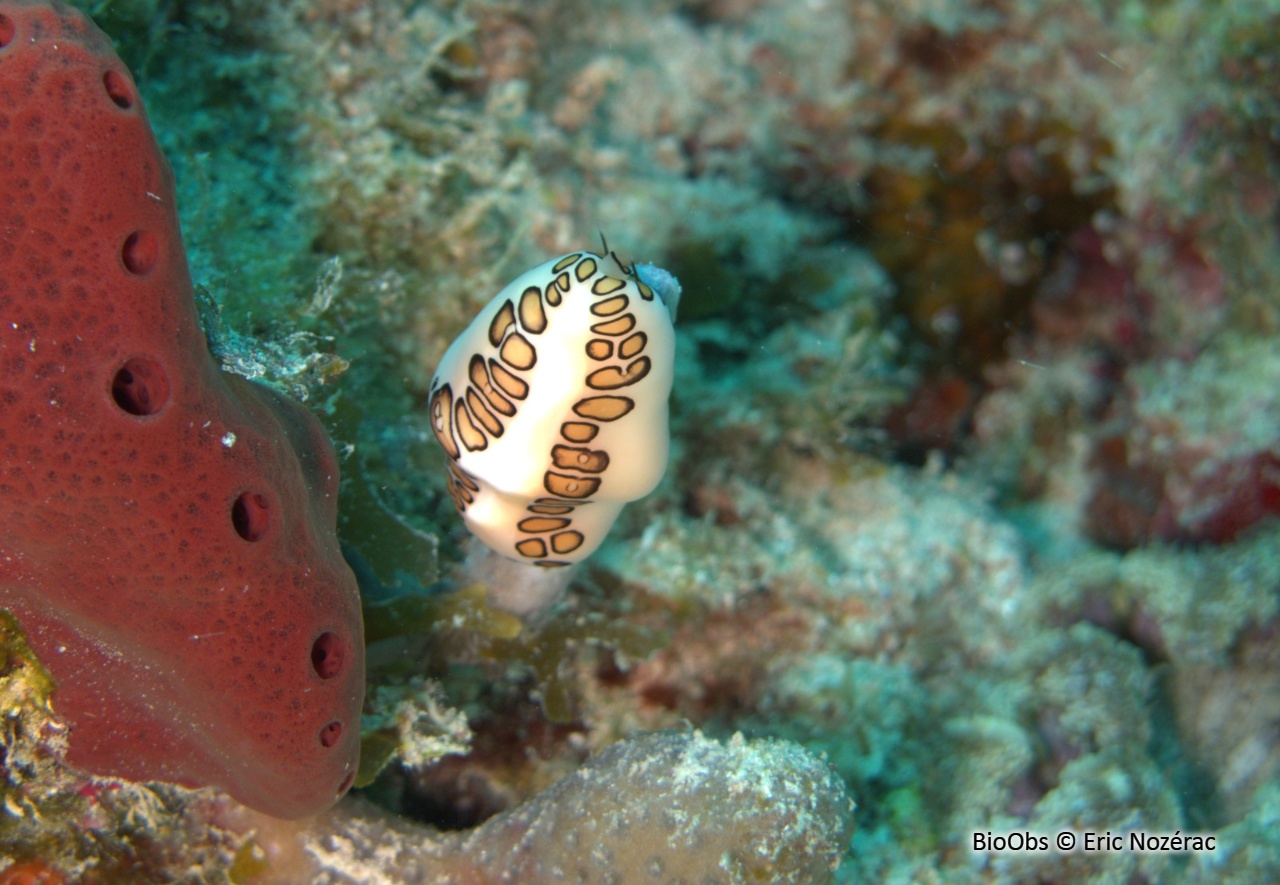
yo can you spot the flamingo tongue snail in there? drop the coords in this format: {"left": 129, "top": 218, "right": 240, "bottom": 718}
{"left": 427, "top": 250, "right": 679, "bottom": 569}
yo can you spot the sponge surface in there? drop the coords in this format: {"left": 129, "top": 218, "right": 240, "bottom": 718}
{"left": 0, "top": 0, "right": 364, "bottom": 819}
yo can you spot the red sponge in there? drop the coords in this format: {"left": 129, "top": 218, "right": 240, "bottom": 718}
{"left": 0, "top": 0, "right": 364, "bottom": 819}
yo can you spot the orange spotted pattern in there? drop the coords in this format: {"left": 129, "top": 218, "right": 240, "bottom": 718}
{"left": 428, "top": 252, "right": 656, "bottom": 566}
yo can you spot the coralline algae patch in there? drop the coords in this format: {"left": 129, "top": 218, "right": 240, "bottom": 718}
{"left": 1083, "top": 334, "right": 1280, "bottom": 547}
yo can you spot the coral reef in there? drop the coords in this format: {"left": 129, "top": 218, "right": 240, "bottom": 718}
{"left": 4, "top": 0, "right": 1280, "bottom": 881}
{"left": 1, "top": 1, "right": 854, "bottom": 881}
{"left": 281, "top": 730, "right": 852, "bottom": 884}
